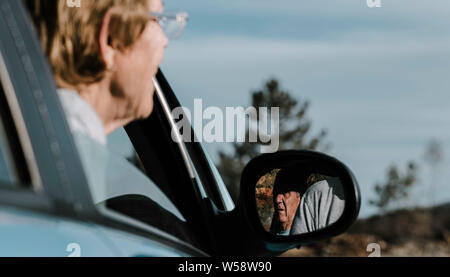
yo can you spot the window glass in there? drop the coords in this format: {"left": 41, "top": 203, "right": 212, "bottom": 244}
{"left": 107, "top": 128, "right": 135, "bottom": 160}
{"left": 75, "top": 131, "right": 195, "bottom": 242}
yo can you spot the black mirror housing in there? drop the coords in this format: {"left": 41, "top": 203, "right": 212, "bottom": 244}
{"left": 243, "top": 150, "right": 360, "bottom": 252}
{"left": 211, "top": 150, "right": 360, "bottom": 256}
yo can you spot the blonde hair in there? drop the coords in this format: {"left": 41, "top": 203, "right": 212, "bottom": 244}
{"left": 25, "top": 0, "right": 152, "bottom": 89}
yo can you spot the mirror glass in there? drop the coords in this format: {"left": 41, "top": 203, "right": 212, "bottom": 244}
{"left": 255, "top": 166, "right": 346, "bottom": 236}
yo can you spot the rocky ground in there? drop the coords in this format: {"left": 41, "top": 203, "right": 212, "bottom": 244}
{"left": 281, "top": 233, "right": 450, "bottom": 257}
{"left": 281, "top": 205, "right": 450, "bottom": 257}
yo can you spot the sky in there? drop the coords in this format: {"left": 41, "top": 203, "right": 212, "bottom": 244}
{"left": 110, "top": 0, "right": 450, "bottom": 218}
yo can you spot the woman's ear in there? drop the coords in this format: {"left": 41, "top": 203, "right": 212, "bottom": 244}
{"left": 98, "top": 8, "right": 115, "bottom": 71}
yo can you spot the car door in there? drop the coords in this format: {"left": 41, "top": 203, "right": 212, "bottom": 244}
{"left": 2, "top": 0, "right": 210, "bottom": 257}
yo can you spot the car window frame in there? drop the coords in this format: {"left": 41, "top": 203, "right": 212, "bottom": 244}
{"left": 0, "top": 0, "right": 73, "bottom": 213}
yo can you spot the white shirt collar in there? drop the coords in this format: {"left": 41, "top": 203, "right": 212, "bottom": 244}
{"left": 58, "top": 89, "right": 107, "bottom": 146}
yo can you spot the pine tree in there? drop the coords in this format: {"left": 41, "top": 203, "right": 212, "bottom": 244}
{"left": 217, "top": 78, "right": 329, "bottom": 201}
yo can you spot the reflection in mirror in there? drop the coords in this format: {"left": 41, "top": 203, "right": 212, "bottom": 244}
{"left": 256, "top": 167, "right": 345, "bottom": 236}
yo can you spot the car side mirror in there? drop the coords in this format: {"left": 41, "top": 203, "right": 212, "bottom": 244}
{"left": 240, "top": 150, "right": 360, "bottom": 250}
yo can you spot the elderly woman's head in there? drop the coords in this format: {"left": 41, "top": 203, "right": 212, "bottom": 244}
{"left": 26, "top": 0, "right": 168, "bottom": 133}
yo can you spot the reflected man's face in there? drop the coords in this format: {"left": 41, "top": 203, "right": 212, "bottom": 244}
{"left": 274, "top": 190, "right": 300, "bottom": 231}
